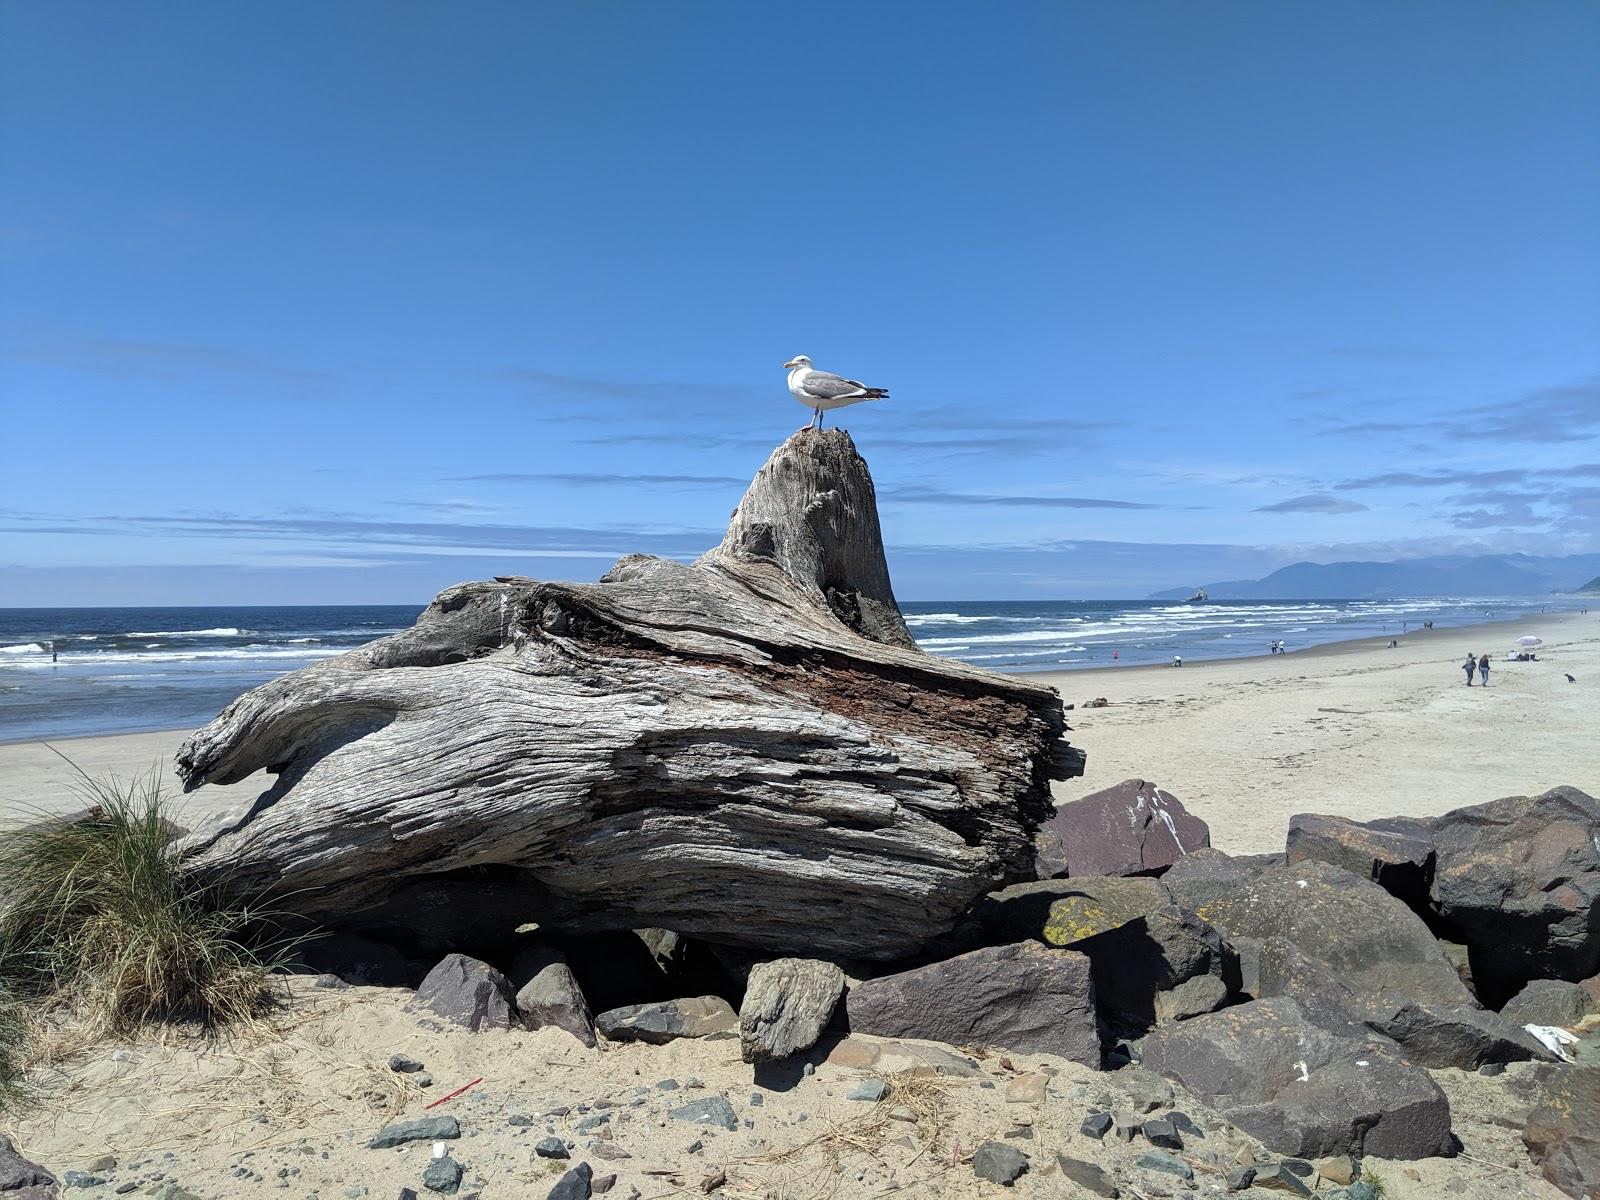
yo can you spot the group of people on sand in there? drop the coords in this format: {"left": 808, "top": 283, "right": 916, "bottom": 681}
{"left": 1463, "top": 652, "right": 1490, "bottom": 686}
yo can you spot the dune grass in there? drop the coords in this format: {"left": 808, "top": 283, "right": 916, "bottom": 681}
{"left": 0, "top": 980, "right": 28, "bottom": 1113}
{"left": 0, "top": 762, "right": 301, "bottom": 1106}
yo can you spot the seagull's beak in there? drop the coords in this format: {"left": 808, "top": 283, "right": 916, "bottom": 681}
{"left": 782, "top": 359, "right": 798, "bottom": 369}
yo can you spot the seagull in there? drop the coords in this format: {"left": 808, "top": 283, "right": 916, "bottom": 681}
{"left": 783, "top": 355, "right": 889, "bottom": 429}
{"left": 1565, "top": 673, "right": 1576, "bottom": 683}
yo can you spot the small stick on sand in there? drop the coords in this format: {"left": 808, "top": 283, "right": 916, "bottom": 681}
{"left": 423, "top": 1076, "right": 483, "bottom": 1109}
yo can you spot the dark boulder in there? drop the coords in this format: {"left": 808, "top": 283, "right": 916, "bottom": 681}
{"left": 1255, "top": 937, "right": 1545, "bottom": 1068}
{"left": 0, "top": 1136, "right": 58, "bottom": 1200}
{"left": 508, "top": 941, "right": 596, "bottom": 1047}
{"left": 1425, "top": 786, "right": 1600, "bottom": 1006}
{"left": 1523, "top": 1066, "right": 1600, "bottom": 1199}
{"left": 409, "top": 954, "right": 520, "bottom": 1032}
{"left": 1139, "top": 997, "right": 1454, "bottom": 1159}
{"left": 980, "top": 876, "right": 1238, "bottom": 1033}
{"left": 841, "top": 941, "right": 1101, "bottom": 1067}
{"left": 1359, "top": 997, "right": 1547, "bottom": 1069}
{"left": 1285, "top": 813, "right": 1435, "bottom": 916}
{"left": 1164, "top": 855, "right": 1471, "bottom": 1007}
{"left": 1503, "top": 979, "right": 1600, "bottom": 1030}
{"left": 1036, "top": 779, "right": 1209, "bottom": 879}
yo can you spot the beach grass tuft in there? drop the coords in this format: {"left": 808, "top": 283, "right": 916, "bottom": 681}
{"left": 0, "top": 980, "right": 29, "bottom": 1113}
{"left": 0, "top": 761, "right": 299, "bottom": 1105}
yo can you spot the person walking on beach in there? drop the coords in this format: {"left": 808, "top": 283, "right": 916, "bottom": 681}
{"left": 1463, "top": 653, "right": 1476, "bottom": 685}
{"left": 1478, "top": 653, "right": 1490, "bottom": 687}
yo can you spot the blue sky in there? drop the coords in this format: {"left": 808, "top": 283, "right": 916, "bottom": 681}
{"left": 3, "top": 1, "right": 1598, "bottom": 604}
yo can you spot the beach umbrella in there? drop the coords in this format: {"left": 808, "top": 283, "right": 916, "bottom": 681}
{"left": 1517, "top": 635, "right": 1543, "bottom": 647}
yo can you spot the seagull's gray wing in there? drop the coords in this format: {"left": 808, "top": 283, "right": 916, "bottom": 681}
{"left": 798, "top": 371, "right": 869, "bottom": 400}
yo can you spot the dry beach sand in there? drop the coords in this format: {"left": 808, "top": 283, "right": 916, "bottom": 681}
{"left": 1, "top": 612, "right": 1597, "bottom": 1199}
{"left": 0, "top": 978, "right": 1575, "bottom": 1200}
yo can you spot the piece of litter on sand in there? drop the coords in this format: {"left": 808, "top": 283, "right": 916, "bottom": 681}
{"left": 431, "top": 1142, "right": 445, "bottom": 1159}
{"left": 1524, "top": 1024, "right": 1580, "bottom": 1062}
{"left": 424, "top": 1077, "right": 484, "bottom": 1109}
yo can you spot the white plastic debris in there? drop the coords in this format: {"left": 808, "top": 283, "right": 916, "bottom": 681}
{"left": 1525, "top": 1024, "right": 1581, "bottom": 1062}
{"left": 432, "top": 1142, "right": 446, "bottom": 1159}
{"left": 1296, "top": 880, "right": 1309, "bottom": 890}
{"left": 1294, "top": 1060, "right": 1310, "bottom": 1082}
{"left": 1355, "top": 1059, "right": 1370, "bottom": 1067}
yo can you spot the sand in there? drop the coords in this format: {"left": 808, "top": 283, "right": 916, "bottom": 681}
{"left": 3, "top": 616, "right": 1596, "bottom": 1197}
{"left": 1, "top": 980, "right": 1573, "bottom": 1200}
{"left": 5, "top": 611, "right": 1596, "bottom": 852}
{"left": 1037, "top": 610, "right": 1600, "bottom": 853}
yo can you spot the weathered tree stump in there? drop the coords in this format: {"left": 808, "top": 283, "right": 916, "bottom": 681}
{"left": 176, "top": 429, "right": 1083, "bottom": 961}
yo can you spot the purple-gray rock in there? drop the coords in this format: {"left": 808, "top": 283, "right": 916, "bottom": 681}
{"left": 409, "top": 953, "right": 520, "bottom": 1033}
{"left": 595, "top": 996, "right": 737, "bottom": 1045}
{"left": 1360, "top": 996, "right": 1547, "bottom": 1069}
{"left": 547, "top": 1162, "right": 593, "bottom": 1200}
{"left": 1163, "top": 854, "right": 1472, "bottom": 1007}
{"left": 980, "top": 876, "right": 1239, "bottom": 1034}
{"left": 1286, "top": 813, "right": 1435, "bottom": 916}
{"left": 841, "top": 941, "right": 1101, "bottom": 1067}
{"left": 1502, "top": 979, "right": 1600, "bottom": 1029}
{"left": 1255, "top": 937, "right": 1546, "bottom": 1068}
{"left": 1425, "top": 786, "right": 1600, "bottom": 1005}
{"left": 1523, "top": 1066, "right": 1600, "bottom": 1200}
{"left": 1037, "top": 779, "right": 1210, "bottom": 879}
{"left": 1139, "top": 997, "right": 1453, "bottom": 1159}
{"left": 972, "top": 1141, "right": 1029, "bottom": 1186}
{"left": 510, "top": 943, "right": 596, "bottom": 1048}
{"left": 0, "top": 1136, "right": 58, "bottom": 1200}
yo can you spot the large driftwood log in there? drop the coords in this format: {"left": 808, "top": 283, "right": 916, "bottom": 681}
{"left": 176, "top": 430, "right": 1083, "bottom": 961}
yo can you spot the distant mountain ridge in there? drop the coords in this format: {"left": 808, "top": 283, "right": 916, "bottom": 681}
{"left": 1148, "top": 553, "right": 1600, "bottom": 600}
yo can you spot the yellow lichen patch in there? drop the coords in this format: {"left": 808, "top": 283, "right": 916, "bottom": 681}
{"left": 1042, "top": 899, "right": 1123, "bottom": 946}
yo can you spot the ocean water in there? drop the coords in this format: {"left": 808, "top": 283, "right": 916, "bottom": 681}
{"left": 0, "top": 597, "right": 1583, "bottom": 743}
